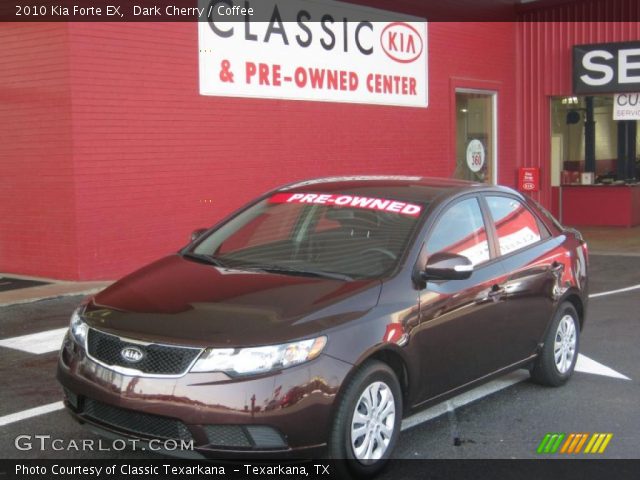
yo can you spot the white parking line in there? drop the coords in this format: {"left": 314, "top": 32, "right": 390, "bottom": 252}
{"left": 589, "top": 283, "right": 640, "bottom": 298}
{"left": 575, "top": 354, "right": 630, "bottom": 380}
{"left": 0, "top": 401, "right": 64, "bottom": 427}
{"left": 0, "top": 327, "right": 67, "bottom": 354}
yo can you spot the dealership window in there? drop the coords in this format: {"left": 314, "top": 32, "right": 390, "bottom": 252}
{"left": 550, "top": 95, "right": 639, "bottom": 185}
{"left": 454, "top": 90, "right": 497, "bottom": 184}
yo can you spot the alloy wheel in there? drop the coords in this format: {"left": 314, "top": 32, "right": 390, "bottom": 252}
{"left": 554, "top": 314, "right": 577, "bottom": 374}
{"left": 350, "top": 381, "right": 396, "bottom": 463}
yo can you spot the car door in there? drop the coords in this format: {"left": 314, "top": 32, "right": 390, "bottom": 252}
{"left": 482, "top": 194, "right": 560, "bottom": 364}
{"left": 415, "top": 196, "right": 512, "bottom": 403}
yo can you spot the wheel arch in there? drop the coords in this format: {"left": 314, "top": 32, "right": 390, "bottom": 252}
{"left": 368, "top": 348, "right": 411, "bottom": 413}
{"left": 333, "top": 345, "right": 412, "bottom": 419}
{"left": 560, "top": 291, "right": 585, "bottom": 330}
{"left": 535, "top": 290, "right": 584, "bottom": 356}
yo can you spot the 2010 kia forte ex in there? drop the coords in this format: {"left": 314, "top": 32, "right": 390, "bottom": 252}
{"left": 57, "top": 176, "right": 588, "bottom": 476}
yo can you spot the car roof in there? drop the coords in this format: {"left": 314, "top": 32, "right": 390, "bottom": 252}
{"left": 278, "top": 175, "right": 519, "bottom": 204}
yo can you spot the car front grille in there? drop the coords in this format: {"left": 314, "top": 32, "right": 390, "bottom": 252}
{"left": 82, "top": 398, "right": 193, "bottom": 441}
{"left": 86, "top": 328, "right": 202, "bottom": 376}
{"left": 203, "top": 425, "right": 287, "bottom": 449}
{"left": 203, "top": 425, "right": 252, "bottom": 448}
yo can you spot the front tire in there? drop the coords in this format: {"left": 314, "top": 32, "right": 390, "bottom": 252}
{"left": 530, "top": 302, "right": 580, "bottom": 387}
{"left": 328, "top": 360, "right": 402, "bottom": 477}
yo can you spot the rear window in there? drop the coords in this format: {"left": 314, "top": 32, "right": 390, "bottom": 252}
{"left": 529, "top": 197, "right": 563, "bottom": 231}
{"left": 192, "top": 192, "right": 426, "bottom": 279}
{"left": 486, "top": 196, "right": 542, "bottom": 256}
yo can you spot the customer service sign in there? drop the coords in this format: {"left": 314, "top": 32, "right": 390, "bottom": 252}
{"left": 198, "top": 0, "right": 428, "bottom": 107}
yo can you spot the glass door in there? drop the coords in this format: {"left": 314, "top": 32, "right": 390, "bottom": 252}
{"left": 454, "top": 90, "right": 497, "bottom": 183}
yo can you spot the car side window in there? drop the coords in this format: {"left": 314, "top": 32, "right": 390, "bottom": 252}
{"left": 426, "top": 197, "right": 490, "bottom": 266}
{"left": 486, "top": 196, "right": 542, "bottom": 256}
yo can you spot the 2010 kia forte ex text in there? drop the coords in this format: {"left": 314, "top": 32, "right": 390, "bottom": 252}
{"left": 57, "top": 176, "right": 589, "bottom": 476}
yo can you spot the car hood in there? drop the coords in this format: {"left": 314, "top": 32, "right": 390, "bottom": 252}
{"left": 84, "top": 254, "right": 382, "bottom": 348}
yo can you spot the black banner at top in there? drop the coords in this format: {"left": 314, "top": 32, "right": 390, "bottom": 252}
{"left": 8, "top": 0, "right": 445, "bottom": 23}
{"left": 2, "top": 0, "right": 640, "bottom": 23}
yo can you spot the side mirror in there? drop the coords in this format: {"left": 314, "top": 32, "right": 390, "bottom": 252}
{"left": 190, "top": 228, "right": 208, "bottom": 242}
{"left": 421, "top": 252, "right": 473, "bottom": 281}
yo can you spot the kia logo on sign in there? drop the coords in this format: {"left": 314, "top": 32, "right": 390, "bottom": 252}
{"left": 121, "top": 346, "right": 144, "bottom": 363}
{"left": 380, "top": 22, "right": 423, "bottom": 64}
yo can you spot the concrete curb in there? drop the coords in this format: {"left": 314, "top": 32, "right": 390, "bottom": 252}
{"left": 0, "top": 281, "right": 112, "bottom": 308}
{"left": 589, "top": 251, "right": 640, "bottom": 257}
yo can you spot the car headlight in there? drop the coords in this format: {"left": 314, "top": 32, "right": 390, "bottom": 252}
{"left": 69, "top": 308, "right": 88, "bottom": 347}
{"left": 190, "top": 336, "right": 327, "bottom": 375}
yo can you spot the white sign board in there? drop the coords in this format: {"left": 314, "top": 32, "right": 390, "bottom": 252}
{"left": 466, "top": 139, "right": 485, "bottom": 173}
{"left": 613, "top": 93, "right": 640, "bottom": 120}
{"left": 198, "top": 0, "right": 428, "bottom": 107}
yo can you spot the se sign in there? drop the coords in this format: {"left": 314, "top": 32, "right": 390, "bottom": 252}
{"left": 574, "top": 41, "right": 640, "bottom": 94}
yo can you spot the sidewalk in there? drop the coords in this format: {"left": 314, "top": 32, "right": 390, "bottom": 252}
{"left": 578, "top": 225, "right": 640, "bottom": 256}
{"left": 0, "top": 273, "right": 111, "bottom": 307}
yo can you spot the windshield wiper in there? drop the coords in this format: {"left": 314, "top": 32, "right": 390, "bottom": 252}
{"left": 240, "top": 264, "right": 353, "bottom": 281}
{"left": 182, "top": 252, "right": 227, "bottom": 268}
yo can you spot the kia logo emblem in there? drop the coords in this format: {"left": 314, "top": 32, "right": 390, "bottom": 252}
{"left": 120, "top": 346, "right": 144, "bottom": 363}
{"left": 380, "top": 22, "right": 424, "bottom": 64}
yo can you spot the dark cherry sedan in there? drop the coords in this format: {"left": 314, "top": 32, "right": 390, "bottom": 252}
{"left": 58, "top": 176, "right": 588, "bottom": 476}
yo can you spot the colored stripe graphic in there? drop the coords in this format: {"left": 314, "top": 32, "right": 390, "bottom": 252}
{"left": 539, "top": 433, "right": 613, "bottom": 454}
{"left": 585, "top": 433, "right": 613, "bottom": 454}
{"left": 537, "top": 433, "right": 565, "bottom": 453}
{"left": 560, "top": 433, "right": 575, "bottom": 453}
{"left": 537, "top": 434, "right": 552, "bottom": 453}
{"left": 574, "top": 433, "right": 589, "bottom": 453}
{"left": 597, "top": 434, "right": 613, "bottom": 453}
{"left": 561, "top": 433, "right": 589, "bottom": 453}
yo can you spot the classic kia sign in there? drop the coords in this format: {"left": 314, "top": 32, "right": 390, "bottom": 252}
{"left": 198, "top": 0, "right": 428, "bottom": 107}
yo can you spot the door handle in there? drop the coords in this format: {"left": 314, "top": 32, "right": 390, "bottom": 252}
{"left": 488, "top": 286, "right": 505, "bottom": 296}
{"left": 487, "top": 285, "right": 506, "bottom": 299}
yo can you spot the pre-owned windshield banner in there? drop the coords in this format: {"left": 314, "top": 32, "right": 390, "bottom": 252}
{"left": 269, "top": 192, "right": 423, "bottom": 216}
{"left": 198, "top": 0, "right": 428, "bottom": 107}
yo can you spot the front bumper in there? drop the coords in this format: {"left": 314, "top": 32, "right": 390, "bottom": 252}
{"left": 57, "top": 332, "right": 351, "bottom": 456}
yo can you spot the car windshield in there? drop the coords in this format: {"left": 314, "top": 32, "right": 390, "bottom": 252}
{"left": 189, "top": 191, "right": 426, "bottom": 279}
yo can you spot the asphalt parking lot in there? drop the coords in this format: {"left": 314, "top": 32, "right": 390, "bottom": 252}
{"left": 0, "top": 254, "right": 638, "bottom": 467}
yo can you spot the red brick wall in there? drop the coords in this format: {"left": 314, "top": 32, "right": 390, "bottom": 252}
{"left": 1, "top": 20, "right": 517, "bottom": 280}
{"left": 0, "top": 23, "right": 78, "bottom": 279}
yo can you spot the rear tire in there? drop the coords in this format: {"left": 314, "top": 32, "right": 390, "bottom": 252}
{"left": 530, "top": 302, "right": 580, "bottom": 387}
{"left": 328, "top": 360, "right": 402, "bottom": 478}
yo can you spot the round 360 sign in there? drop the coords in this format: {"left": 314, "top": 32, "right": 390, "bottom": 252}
{"left": 466, "top": 139, "right": 485, "bottom": 173}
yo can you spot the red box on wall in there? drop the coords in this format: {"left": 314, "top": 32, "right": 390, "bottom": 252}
{"left": 518, "top": 167, "right": 540, "bottom": 192}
